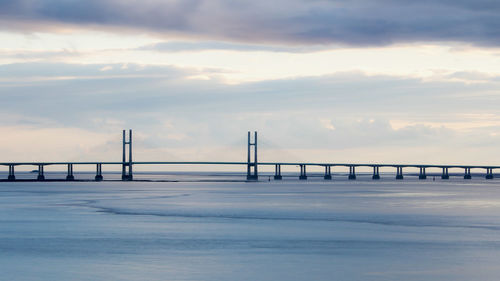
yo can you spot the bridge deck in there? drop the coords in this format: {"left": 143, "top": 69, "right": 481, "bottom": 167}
{"left": 0, "top": 161, "right": 499, "bottom": 169}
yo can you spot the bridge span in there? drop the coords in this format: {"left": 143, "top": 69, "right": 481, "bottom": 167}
{"left": 0, "top": 130, "right": 497, "bottom": 181}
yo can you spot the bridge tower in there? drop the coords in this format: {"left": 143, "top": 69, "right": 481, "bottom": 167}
{"left": 247, "top": 131, "right": 258, "bottom": 180}
{"left": 122, "top": 129, "right": 133, "bottom": 181}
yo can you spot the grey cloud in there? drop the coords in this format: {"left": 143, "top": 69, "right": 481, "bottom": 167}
{"left": 1, "top": 62, "right": 500, "bottom": 154}
{"left": 259, "top": 117, "right": 456, "bottom": 151}
{"left": 1, "top": 0, "right": 500, "bottom": 46}
{"left": 0, "top": 49, "right": 80, "bottom": 60}
{"left": 0, "top": 62, "right": 190, "bottom": 78}
{"left": 138, "top": 41, "right": 327, "bottom": 53}
{"left": 2, "top": 62, "right": 499, "bottom": 120}
{"left": 446, "top": 71, "right": 500, "bottom": 82}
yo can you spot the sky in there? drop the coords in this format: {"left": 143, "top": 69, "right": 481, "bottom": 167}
{"left": 1, "top": 0, "right": 500, "bottom": 169}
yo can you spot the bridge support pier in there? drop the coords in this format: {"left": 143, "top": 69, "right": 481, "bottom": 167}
{"left": 396, "top": 167, "right": 404, "bottom": 180}
{"left": 246, "top": 131, "right": 258, "bottom": 181}
{"left": 95, "top": 164, "right": 103, "bottom": 181}
{"left": 66, "top": 164, "right": 74, "bottom": 181}
{"left": 419, "top": 167, "right": 427, "bottom": 179}
{"left": 324, "top": 166, "right": 332, "bottom": 180}
{"left": 441, "top": 167, "right": 449, "bottom": 179}
{"left": 486, "top": 168, "right": 494, "bottom": 180}
{"left": 274, "top": 164, "right": 282, "bottom": 180}
{"left": 37, "top": 165, "right": 45, "bottom": 181}
{"left": 299, "top": 165, "right": 307, "bottom": 180}
{"left": 122, "top": 129, "right": 133, "bottom": 181}
{"left": 8, "top": 165, "right": 15, "bottom": 181}
{"left": 348, "top": 166, "right": 356, "bottom": 180}
{"left": 372, "top": 166, "right": 380, "bottom": 180}
{"left": 464, "top": 168, "right": 472, "bottom": 179}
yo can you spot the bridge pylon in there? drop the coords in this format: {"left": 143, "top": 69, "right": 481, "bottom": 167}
{"left": 122, "top": 129, "right": 133, "bottom": 181}
{"left": 247, "top": 131, "right": 258, "bottom": 180}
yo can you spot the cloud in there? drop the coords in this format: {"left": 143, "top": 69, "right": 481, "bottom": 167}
{"left": 99, "top": 65, "right": 113, "bottom": 72}
{"left": 1, "top": 0, "right": 500, "bottom": 47}
{"left": 1, "top": 61, "right": 500, "bottom": 162}
{"left": 0, "top": 62, "right": 196, "bottom": 81}
{"left": 0, "top": 125, "right": 115, "bottom": 162}
{"left": 2, "top": 62, "right": 500, "bottom": 119}
{"left": 443, "top": 71, "right": 500, "bottom": 83}
{"left": 138, "top": 41, "right": 327, "bottom": 53}
{"left": 0, "top": 49, "right": 80, "bottom": 61}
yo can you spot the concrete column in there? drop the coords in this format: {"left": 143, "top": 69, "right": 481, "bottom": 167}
{"left": 372, "top": 166, "right": 380, "bottom": 180}
{"left": 246, "top": 131, "right": 258, "bottom": 181}
{"left": 419, "top": 167, "right": 427, "bottom": 180}
{"left": 122, "top": 130, "right": 126, "bottom": 180}
{"left": 324, "top": 166, "right": 332, "bottom": 180}
{"left": 348, "top": 166, "right": 356, "bottom": 180}
{"left": 128, "top": 129, "right": 133, "bottom": 181}
{"left": 8, "top": 165, "right": 15, "bottom": 181}
{"left": 66, "top": 164, "right": 75, "bottom": 181}
{"left": 274, "top": 164, "right": 282, "bottom": 180}
{"left": 253, "top": 131, "right": 257, "bottom": 179}
{"left": 486, "top": 168, "right": 494, "bottom": 179}
{"left": 95, "top": 164, "right": 103, "bottom": 181}
{"left": 396, "top": 167, "right": 404, "bottom": 180}
{"left": 441, "top": 167, "right": 449, "bottom": 179}
{"left": 122, "top": 129, "right": 134, "bottom": 181}
{"left": 299, "top": 165, "right": 307, "bottom": 180}
{"left": 37, "top": 165, "right": 45, "bottom": 181}
{"left": 464, "top": 167, "right": 472, "bottom": 179}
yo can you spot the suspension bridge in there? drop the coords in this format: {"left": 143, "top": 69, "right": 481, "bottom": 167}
{"left": 1, "top": 130, "right": 498, "bottom": 181}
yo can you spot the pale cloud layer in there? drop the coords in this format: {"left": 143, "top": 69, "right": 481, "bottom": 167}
{"left": 3, "top": 34, "right": 500, "bottom": 84}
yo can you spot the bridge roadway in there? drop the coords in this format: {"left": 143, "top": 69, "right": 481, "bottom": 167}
{"left": 1, "top": 161, "right": 500, "bottom": 169}
{"left": 0, "top": 161, "right": 498, "bottom": 181}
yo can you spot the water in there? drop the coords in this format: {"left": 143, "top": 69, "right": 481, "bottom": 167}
{"left": 1, "top": 178, "right": 500, "bottom": 280}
